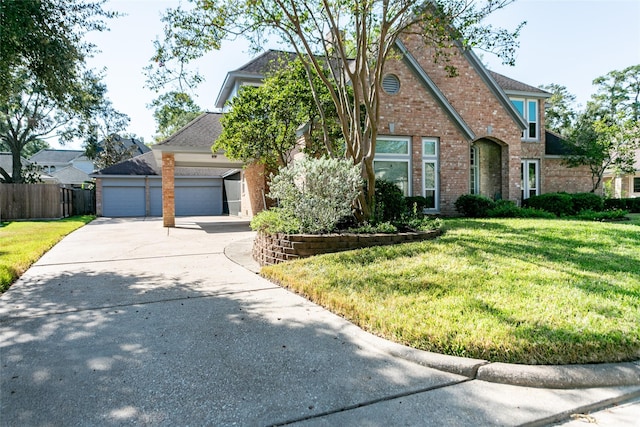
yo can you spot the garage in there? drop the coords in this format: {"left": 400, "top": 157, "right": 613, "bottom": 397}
{"left": 100, "top": 176, "right": 223, "bottom": 217}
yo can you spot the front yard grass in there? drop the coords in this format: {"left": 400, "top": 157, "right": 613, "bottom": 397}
{"left": 261, "top": 217, "right": 640, "bottom": 365}
{"left": 0, "top": 216, "right": 94, "bottom": 293}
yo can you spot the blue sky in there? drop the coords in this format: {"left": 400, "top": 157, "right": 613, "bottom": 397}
{"left": 62, "top": 0, "right": 640, "bottom": 149}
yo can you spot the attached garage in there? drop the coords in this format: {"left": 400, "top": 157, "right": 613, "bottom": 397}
{"left": 94, "top": 151, "right": 237, "bottom": 218}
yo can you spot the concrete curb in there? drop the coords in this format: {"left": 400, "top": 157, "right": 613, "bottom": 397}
{"left": 224, "top": 239, "right": 640, "bottom": 390}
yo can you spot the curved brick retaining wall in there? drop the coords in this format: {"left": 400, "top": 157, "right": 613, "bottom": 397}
{"left": 253, "top": 229, "right": 443, "bottom": 266}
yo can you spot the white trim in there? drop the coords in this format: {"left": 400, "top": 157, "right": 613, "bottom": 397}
{"left": 422, "top": 138, "right": 439, "bottom": 211}
{"left": 374, "top": 135, "right": 412, "bottom": 196}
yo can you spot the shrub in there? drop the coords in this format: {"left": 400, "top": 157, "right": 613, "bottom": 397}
{"left": 268, "top": 157, "right": 362, "bottom": 234}
{"left": 605, "top": 198, "right": 640, "bottom": 213}
{"left": 487, "top": 200, "right": 555, "bottom": 218}
{"left": 570, "top": 193, "right": 604, "bottom": 213}
{"left": 250, "top": 208, "right": 301, "bottom": 234}
{"left": 574, "top": 209, "right": 629, "bottom": 221}
{"left": 374, "top": 179, "right": 406, "bottom": 222}
{"left": 454, "top": 194, "right": 496, "bottom": 217}
{"left": 523, "top": 193, "right": 573, "bottom": 216}
{"left": 404, "top": 216, "right": 443, "bottom": 231}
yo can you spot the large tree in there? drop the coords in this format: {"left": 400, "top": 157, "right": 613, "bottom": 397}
{"left": 539, "top": 83, "right": 577, "bottom": 137}
{"left": 562, "top": 65, "right": 640, "bottom": 192}
{"left": 0, "top": 0, "right": 117, "bottom": 106}
{"left": 148, "top": 0, "right": 522, "bottom": 219}
{"left": 0, "top": 70, "right": 109, "bottom": 183}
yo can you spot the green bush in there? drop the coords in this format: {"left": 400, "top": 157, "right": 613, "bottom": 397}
{"left": 523, "top": 193, "right": 574, "bottom": 216}
{"left": 403, "top": 216, "right": 443, "bottom": 231}
{"left": 268, "top": 157, "right": 362, "bottom": 233}
{"left": 570, "top": 193, "right": 604, "bottom": 213}
{"left": 347, "top": 221, "right": 398, "bottom": 234}
{"left": 574, "top": 209, "right": 629, "bottom": 221}
{"left": 605, "top": 198, "right": 640, "bottom": 213}
{"left": 454, "top": 194, "right": 496, "bottom": 217}
{"left": 487, "top": 200, "right": 555, "bottom": 219}
{"left": 374, "top": 179, "right": 406, "bottom": 222}
{"left": 250, "top": 208, "right": 301, "bottom": 234}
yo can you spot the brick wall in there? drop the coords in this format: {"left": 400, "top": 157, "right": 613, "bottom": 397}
{"left": 543, "top": 158, "right": 598, "bottom": 194}
{"left": 95, "top": 178, "right": 103, "bottom": 216}
{"left": 379, "top": 33, "right": 525, "bottom": 214}
{"left": 161, "top": 152, "right": 175, "bottom": 227}
{"left": 253, "top": 229, "right": 443, "bottom": 266}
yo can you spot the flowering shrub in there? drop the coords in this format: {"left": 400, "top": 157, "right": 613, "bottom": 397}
{"left": 267, "top": 157, "right": 362, "bottom": 233}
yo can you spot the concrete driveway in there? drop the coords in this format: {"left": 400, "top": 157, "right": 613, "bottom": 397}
{"left": 1, "top": 217, "right": 639, "bottom": 426}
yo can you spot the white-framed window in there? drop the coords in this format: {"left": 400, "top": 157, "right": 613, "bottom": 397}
{"left": 470, "top": 145, "right": 479, "bottom": 195}
{"left": 521, "top": 159, "right": 539, "bottom": 199}
{"left": 422, "top": 138, "right": 439, "bottom": 210}
{"left": 511, "top": 98, "right": 539, "bottom": 141}
{"left": 374, "top": 136, "right": 411, "bottom": 196}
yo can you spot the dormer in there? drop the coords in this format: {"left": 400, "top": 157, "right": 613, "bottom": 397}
{"left": 488, "top": 71, "right": 551, "bottom": 142}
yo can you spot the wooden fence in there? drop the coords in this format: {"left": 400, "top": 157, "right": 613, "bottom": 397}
{"left": 0, "top": 184, "right": 95, "bottom": 221}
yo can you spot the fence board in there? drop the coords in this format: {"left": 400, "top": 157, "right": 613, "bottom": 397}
{"left": 1, "top": 184, "right": 63, "bottom": 220}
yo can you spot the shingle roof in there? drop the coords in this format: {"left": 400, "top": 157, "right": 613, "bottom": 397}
{"left": 29, "top": 149, "right": 84, "bottom": 164}
{"left": 545, "top": 130, "right": 573, "bottom": 156}
{"left": 50, "top": 166, "right": 91, "bottom": 185}
{"left": 489, "top": 71, "right": 550, "bottom": 96}
{"left": 0, "top": 152, "right": 31, "bottom": 177}
{"left": 94, "top": 151, "right": 236, "bottom": 177}
{"left": 234, "top": 50, "right": 298, "bottom": 75}
{"left": 154, "top": 112, "right": 224, "bottom": 149}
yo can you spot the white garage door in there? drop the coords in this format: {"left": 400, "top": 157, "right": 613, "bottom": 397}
{"left": 102, "top": 186, "right": 145, "bottom": 217}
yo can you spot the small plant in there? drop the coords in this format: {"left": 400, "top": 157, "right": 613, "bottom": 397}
{"left": 404, "top": 216, "right": 443, "bottom": 231}
{"left": 405, "top": 196, "right": 431, "bottom": 213}
{"left": 454, "top": 194, "right": 496, "bottom": 217}
{"left": 250, "top": 208, "right": 301, "bottom": 234}
{"left": 374, "top": 179, "right": 406, "bottom": 222}
{"left": 347, "top": 221, "right": 398, "bottom": 234}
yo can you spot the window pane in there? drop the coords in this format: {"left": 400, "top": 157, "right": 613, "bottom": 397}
{"left": 511, "top": 99, "right": 524, "bottom": 117}
{"left": 376, "top": 139, "right": 408, "bottom": 154}
{"left": 634, "top": 177, "right": 640, "bottom": 193}
{"left": 528, "top": 163, "right": 537, "bottom": 189}
{"left": 528, "top": 101, "right": 537, "bottom": 123}
{"left": 374, "top": 160, "right": 409, "bottom": 196}
{"left": 424, "top": 162, "right": 435, "bottom": 189}
{"left": 423, "top": 139, "right": 436, "bottom": 156}
{"left": 424, "top": 190, "right": 436, "bottom": 209}
{"left": 529, "top": 123, "right": 537, "bottom": 139}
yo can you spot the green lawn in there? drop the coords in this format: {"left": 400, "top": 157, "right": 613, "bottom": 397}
{"left": 262, "top": 217, "right": 640, "bottom": 365}
{"left": 0, "top": 216, "right": 94, "bottom": 293}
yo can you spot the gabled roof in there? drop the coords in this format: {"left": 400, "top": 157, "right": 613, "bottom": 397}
{"left": 215, "top": 50, "right": 298, "bottom": 108}
{"left": 50, "top": 165, "right": 92, "bottom": 185}
{"left": 154, "top": 112, "right": 224, "bottom": 150}
{"left": 93, "top": 151, "right": 238, "bottom": 178}
{"left": 102, "top": 135, "right": 151, "bottom": 156}
{"left": 488, "top": 71, "right": 551, "bottom": 98}
{"left": 29, "top": 149, "right": 84, "bottom": 164}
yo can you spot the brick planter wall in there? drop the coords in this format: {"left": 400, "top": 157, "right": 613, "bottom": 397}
{"left": 253, "top": 229, "right": 443, "bottom": 266}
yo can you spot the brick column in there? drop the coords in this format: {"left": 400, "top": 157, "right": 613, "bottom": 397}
{"left": 162, "top": 152, "right": 175, "bottom": 227}
{"left": 95, "top": 178, "right": 103, "bottom": 216}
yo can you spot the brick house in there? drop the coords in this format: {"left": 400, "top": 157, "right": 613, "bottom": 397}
{"left": 603, "top": 148, "right": 640, "bottom": 198}
{"left": 213, "top": 36, "right": 592, "bottom": 216}
{"left": 152, "top": 35, "right": 593, "bottom": 225}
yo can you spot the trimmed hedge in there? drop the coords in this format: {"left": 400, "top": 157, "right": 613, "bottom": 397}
{"left": 604, "top": 198, "right": 640, "bottom": 213}
{"left": 454, "top": 194, "right": 495, "bottom": 217}
{"left": 523, "top": 192, "right": 605, "bottom": 216}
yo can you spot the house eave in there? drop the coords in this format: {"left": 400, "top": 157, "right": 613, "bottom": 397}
{"left": 214, "top": 72, "right": 265, "bottom": 109}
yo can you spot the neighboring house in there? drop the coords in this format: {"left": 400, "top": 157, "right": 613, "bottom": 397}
{"left": 93, "top": 115, "right": 242, "bottom": 217}
{"left": 0, "top": 152, "right": 57, "bottom": 183}
{"left": 28, "top": 149, "right": 93, "bottom": 186}
{"left": 213, "top": 43, "right": 593, "bottom": 216}
{"left": 603, "top": 149, "right": 640, "bottom": 198}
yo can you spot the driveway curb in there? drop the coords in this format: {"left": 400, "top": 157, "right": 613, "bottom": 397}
{"left": 225, "top": 238, "right": 640, "bottom": 390}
